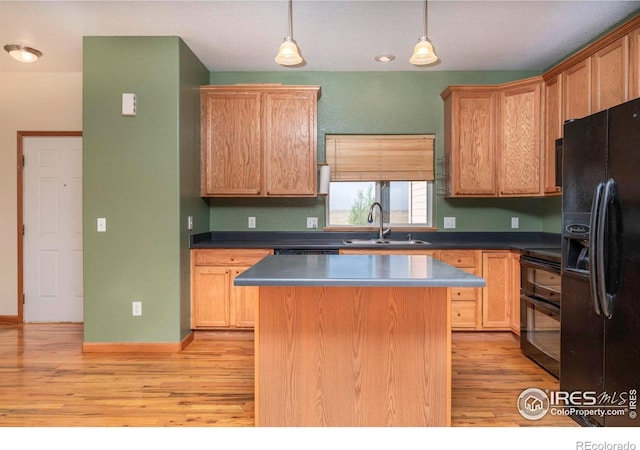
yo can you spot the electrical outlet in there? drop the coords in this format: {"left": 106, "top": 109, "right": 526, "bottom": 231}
{"left": 248, "top": 217, "right": 256, "bottom": 229}
{"left": 306, "top": 217, "right": 318, "bottom": 229}
{"left": 187, "top": 216, "right": 193, "bottom": 231}
{"left": 443, "top": 217, "right": 456, "bottom": 229}
{"left": 511, "top": 217, "right": 519, "bottom": 229}
{"left": 97, "top": 218, "right": 106, "bottom": 232}
{"left": 132, "top": 301, "right": 142, "bottom": 316}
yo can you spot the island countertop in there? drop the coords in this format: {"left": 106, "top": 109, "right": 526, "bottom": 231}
{"left": 233, "top": 254, "right": 486, "bottom": 288}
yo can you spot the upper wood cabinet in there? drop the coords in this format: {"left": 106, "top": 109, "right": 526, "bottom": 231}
{"left": 441, "top": 86, "right": 498, "bottom": 197}
{"left": 591, "top": 36, "right": 629, "bottom": 114}
{"left": 630, "top": 26, "right": 640, "bottom": 100}
{"left": 562, "top": 57, "right": 592, "bottom": 122}
{"left": 498, "top": 78, "right": 543, "bottom": 196}
{"left": 543, "top": 75, "right": 562, "bottom": 195}
{"left": 200, "top": 85, "right": 320, "bottom": 197}
{"left": 201, "top": 90, "right": 262, "bottom": 196}
{"left": 441, "top": 77, "right": 543, "bottom": 198}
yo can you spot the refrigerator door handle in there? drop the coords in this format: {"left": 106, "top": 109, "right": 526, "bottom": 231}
{"left": 589, "top": 181, "right": 604, "bottom": 316}
{"left": 597, "top": 178, "right": 616, "bottom": 319}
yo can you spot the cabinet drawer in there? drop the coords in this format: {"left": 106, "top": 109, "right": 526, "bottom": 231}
{"left": 192, "top": 249, "right": 272, "bottom": 266}
{"left": 439, "top": 250, "right": 478, "bottom": 268}
{"left": 452, "top": 301, "right": 477, "bottom": 328}
{"left": 450, "top": 287, "right": 477, "bottom": 301}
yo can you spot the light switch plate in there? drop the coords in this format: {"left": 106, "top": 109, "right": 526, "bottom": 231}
{"left": 97, "top": 217, "right": 106, "bottom": 232}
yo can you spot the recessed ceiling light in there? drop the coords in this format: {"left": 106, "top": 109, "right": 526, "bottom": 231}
{"left": 375, "top": 55, "right": 395, "bottom": 63}
{"left": 4, "top": 44, "right": 42, "bottom": 63}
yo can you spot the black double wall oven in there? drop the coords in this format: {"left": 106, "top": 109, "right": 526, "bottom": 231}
{"left": 520, "top": 248, "right": 562, "bottom": 378}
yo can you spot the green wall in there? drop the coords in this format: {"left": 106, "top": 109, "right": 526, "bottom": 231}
{"left": 83, "top": 37, "right": 208, "bottom": 343}
{"left": 178, "top": 40, "right": 211, "bottom": 338}
{"left": 208, "top": 71, "right": 562, "bottom": 233}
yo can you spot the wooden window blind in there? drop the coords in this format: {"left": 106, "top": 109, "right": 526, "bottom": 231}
{"left": 325, "top": 134, "right": 435, "bottom": 181}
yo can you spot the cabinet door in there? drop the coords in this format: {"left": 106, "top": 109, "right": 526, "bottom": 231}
{"left": 544, "top": 75, "right": 563, "bottom": 195}
{"left": 510, "top": 253, "right": 521, "bottom": 335}
{"left": 629, "top": 27, "right": 640, "bottom": 101}
{"left": 563, "top": 58, "right": 592, "bottom": 121}
{"left": 230, "top": 267, "right": 258, "bottom": 328}
{"left": 591, "top": 36, "right": 629, "bottom": 113}
{"left": 201, "top": 91, "right": 262, "bottom": 196}
{"left": 263, "top": 90, "right": 317, "bottom": 196}
{"left": 499, "top": 81, "right": 542, "bottom": 196}
{"left": 192, "top": 266, "right": 230, "bottom": 328}
{"left": 481, "top": 252, "right": 512, "bottom": 329}
{"left": 449, "top": 90, "right": 498, "bottom": 196}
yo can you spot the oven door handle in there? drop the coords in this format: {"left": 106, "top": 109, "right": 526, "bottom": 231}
{"left": 521, "top": 295, "right": 560, "bottom": 316}
{"left": 520, "top": 258, "right": 561, "bottom": 274}
{"left": 589, "top": 181, "right": 604, "bottom": 316}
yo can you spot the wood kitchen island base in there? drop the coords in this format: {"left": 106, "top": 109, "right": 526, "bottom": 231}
{"left": 255, "top": 286, "right": 451, "bottom": 427}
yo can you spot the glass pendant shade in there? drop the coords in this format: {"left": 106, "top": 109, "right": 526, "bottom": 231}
{"left": 4, "top": 45, "right": 42, "bottom": 63}
{"left": 275, "top": 37, "right": 303, "bottom": 66}
{"left": 410, "top": 37, "right": 438, "bottom": 65}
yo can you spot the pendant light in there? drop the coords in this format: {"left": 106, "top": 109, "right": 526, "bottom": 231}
{"left": 275, "top": 0, "right": 304, "bottom": 66}
{"left": 410, "top": 0, "right": 438, "bottom": 66}
{"left": 4, "top": 44, "right": 42, "bottom": 63}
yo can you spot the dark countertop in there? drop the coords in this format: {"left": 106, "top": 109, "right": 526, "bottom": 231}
{"left": 234, "top": 254, "right": 486, "bottom": 288}
{"left": 190, "top": 230, "right": 561, "bottom": 252}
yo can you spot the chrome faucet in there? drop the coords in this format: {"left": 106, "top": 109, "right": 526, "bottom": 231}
{"left": 368, "top": 202, "right": 390, "bottom": 241}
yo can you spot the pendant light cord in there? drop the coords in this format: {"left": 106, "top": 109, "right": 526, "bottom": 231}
{"left": 423, "top": 0, "right": 428, "bottom": 38}
{"left": 288, "top": 0, "right": 294, "bottom": 38}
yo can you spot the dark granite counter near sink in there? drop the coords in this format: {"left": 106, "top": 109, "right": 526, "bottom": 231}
{"left": 189, "top": 230, "right": 561, "bottom": 252}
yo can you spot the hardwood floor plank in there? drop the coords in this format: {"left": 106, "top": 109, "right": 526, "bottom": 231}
{"left": 0, "top": 324, "right": 576, "bottom": 427}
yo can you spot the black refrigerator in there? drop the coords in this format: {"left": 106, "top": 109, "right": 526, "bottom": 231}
{"left": 561, "top": 97, "right": 640, "bottom": 427}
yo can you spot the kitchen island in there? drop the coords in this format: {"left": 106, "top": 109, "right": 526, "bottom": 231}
{"left": 234, "top": 254, "right": 485, "bottom": 427}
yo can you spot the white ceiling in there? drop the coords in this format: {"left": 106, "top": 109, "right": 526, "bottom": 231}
{"left": 2, "top": 0, "right": 639, "bottom": 73}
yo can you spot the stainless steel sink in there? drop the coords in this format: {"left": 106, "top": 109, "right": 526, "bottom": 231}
{"left": 342, "top": 239, "right": 431, "bottom": 246}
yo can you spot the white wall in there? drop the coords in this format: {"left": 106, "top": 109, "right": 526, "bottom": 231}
{"left": 0, "top": 72, "right": 82, "bottom": 316}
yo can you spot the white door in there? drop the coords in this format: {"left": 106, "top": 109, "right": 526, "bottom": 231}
{"left": 23, "top": 136, "right": 83, "bottom": 322}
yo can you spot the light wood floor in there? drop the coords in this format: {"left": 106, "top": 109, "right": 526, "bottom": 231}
{"left": 0, "top": 324, "right": 576, "bottom": 427}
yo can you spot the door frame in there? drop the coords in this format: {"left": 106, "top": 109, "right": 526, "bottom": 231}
{"left": 16, "top": 131, "right": 82, "bottom": 323}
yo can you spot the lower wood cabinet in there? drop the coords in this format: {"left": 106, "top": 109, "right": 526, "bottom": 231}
{"left": 510, "top": 252, "right": 521, "bottom": 335}
{"left": 482, "top": 251, "right": 511, "bottom": 329}
{"left": 191, "top": 249, "right": 272, "bottom": 329}
{"left": 341, "top": 247, "right": 521, "bottom": 332}
{"left": 481, "top": 251, "right": 521, "bottom": 333}
{"left": 438, "top": 249, "right": 482, "bottom": 330}
{"left": 191, "top": 246, "right": 521, "bottom": 332}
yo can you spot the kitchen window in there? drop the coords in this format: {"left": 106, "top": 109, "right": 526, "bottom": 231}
{"left": 325, "top": 134, "right": 434, "bottom": 228}
{"left": 327, "top": 180, "right": 433, "bottom": 227}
